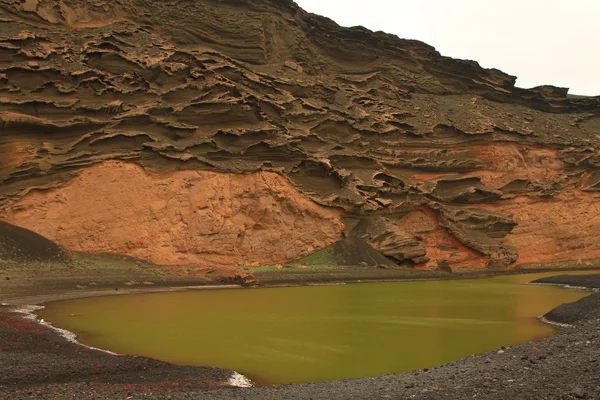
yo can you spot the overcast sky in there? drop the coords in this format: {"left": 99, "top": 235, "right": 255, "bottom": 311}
{"left": 294, "top": 0, "right": 600, "bottom": 96}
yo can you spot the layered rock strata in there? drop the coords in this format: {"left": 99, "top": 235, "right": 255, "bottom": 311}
{"left": 1, "top": 0, "right": 600, "bottom": 269}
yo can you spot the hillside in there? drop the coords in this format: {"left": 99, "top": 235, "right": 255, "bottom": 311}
{"left": 1, "top": 0, "right": 600, "bottom": 271}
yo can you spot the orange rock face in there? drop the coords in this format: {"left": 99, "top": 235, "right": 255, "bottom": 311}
{"left": 0, "top": 161, "right": 344, "bottom": 267}
{"left": 399, "top": 208, "right": 488, "bottom": 269}
{"left": 468, "top": 190, "right": 600, "bottom": 266}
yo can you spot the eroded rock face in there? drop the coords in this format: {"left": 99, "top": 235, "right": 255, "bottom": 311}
{"left": 1, "top": 0, "right": 600, "bottom": 269}
{"left": 467, "top": 190, "right": 600, "bottom": 266}
{"left": 0, "top": 161, "right": 343, "bottom": 266}
{"left": 399, "top": 209, "right": 489, "bottom": 269}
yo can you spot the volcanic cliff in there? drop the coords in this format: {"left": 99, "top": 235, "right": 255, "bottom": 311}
{"left": 1, "top": 0, "right": 600, "bottom": 271}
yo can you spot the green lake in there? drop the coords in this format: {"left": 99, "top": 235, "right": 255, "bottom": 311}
{"left": 37, "top": 272, "right": 591, "bottom": 385}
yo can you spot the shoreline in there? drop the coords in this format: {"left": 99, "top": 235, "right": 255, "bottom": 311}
{"left": 1, "top": 270, "right": 600, "bottom": 399}
{"left": 3, "top": 265, "right": 599, "bottom": 307}
{"left": 11, "top": 304, "right": 120, "bottom": 355}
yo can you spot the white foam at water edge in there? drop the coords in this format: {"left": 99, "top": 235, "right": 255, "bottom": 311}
{"left": 537, "top": 315, "right": 574, "bottom": 329}
{"left": 11, "top": 304, "right": 118, "bottom": 355}
{"left": 528, "top": 282, "right": 599, "bottom": 293}
{"left": 12, "top": 305, "right": 257, "bottom": 384}
{"left": 228, "top": 371, "right": 254, "bottom": 388}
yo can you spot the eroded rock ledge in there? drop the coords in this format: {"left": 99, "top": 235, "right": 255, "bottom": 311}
{"left": 1, "top": 0, "right": 600, "bottom": 269}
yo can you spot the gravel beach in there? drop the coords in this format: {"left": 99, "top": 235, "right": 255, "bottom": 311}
{"left": 1, "top": 274, "right": 599, "bottom": 400}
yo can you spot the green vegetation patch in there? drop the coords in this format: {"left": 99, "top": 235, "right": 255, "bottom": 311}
{"left": 0, "top": 251, "right": 158, "bottom": 276}
{"left": 285, "top": 246, "right": 347, "bottom": 270}
{"left": 235, "top": 245, "right": 348, "bottom": 273}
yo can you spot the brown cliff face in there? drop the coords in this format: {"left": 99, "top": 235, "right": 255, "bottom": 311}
{"left": 1, "top": 0, "right": 600, "bottom": 269}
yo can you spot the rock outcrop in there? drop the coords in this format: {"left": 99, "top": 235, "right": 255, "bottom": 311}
{"left": 1, "top": 0, "right": 599, "bottom": 269}
{"left": 0, "top": 161, "right": 343, "bottom": 267}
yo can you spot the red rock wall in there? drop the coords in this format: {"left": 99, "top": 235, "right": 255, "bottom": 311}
{"left": 469, "top": 190, "right": 600, "bottom": 266}
{"left": 399, "top": 208, "right": 488, "bottom": 269}
{"left": 0, "top": 161, "right": 344, "bottom": 267}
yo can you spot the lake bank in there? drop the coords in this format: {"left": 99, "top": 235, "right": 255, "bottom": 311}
{"left": 3, "top": 261, "right": 599, "bottom": 305}
{"left": 1, "top": 271, "right": 599, "bottom": 399}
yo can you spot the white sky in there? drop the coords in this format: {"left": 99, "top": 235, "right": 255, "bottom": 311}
{"left": 295, "top": 0, "right": 600, "bottom": 96}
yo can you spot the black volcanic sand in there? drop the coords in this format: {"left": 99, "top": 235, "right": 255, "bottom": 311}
{"left": 542, "top": 293, "right": 600, "bottom": 326}
{"left": 534, "top": 274, "right": 600, "bottom": 325}
{"left": 534, "top": 274, "right": 600, "bottom": 289}
{"left": 1, "top": 275, "right": 600, "bottom": 399}
{"left": 0, "top": 310, "right": 234, "bottom": 399}
{"left": 0, "top": 221, "right": 68, "bottom": 263}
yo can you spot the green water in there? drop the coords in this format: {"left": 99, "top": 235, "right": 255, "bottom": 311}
{"left": 38, "top": 272, "right": 591, "bottom": 385}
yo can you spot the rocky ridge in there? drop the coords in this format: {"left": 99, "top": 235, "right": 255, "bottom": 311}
{"left": 1, "top": 0, "right": 600, "bottom": 269}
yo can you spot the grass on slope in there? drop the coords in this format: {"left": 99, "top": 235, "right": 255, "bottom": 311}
{"left": 237, "top": 245, "right": 347, "bottom": 273}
